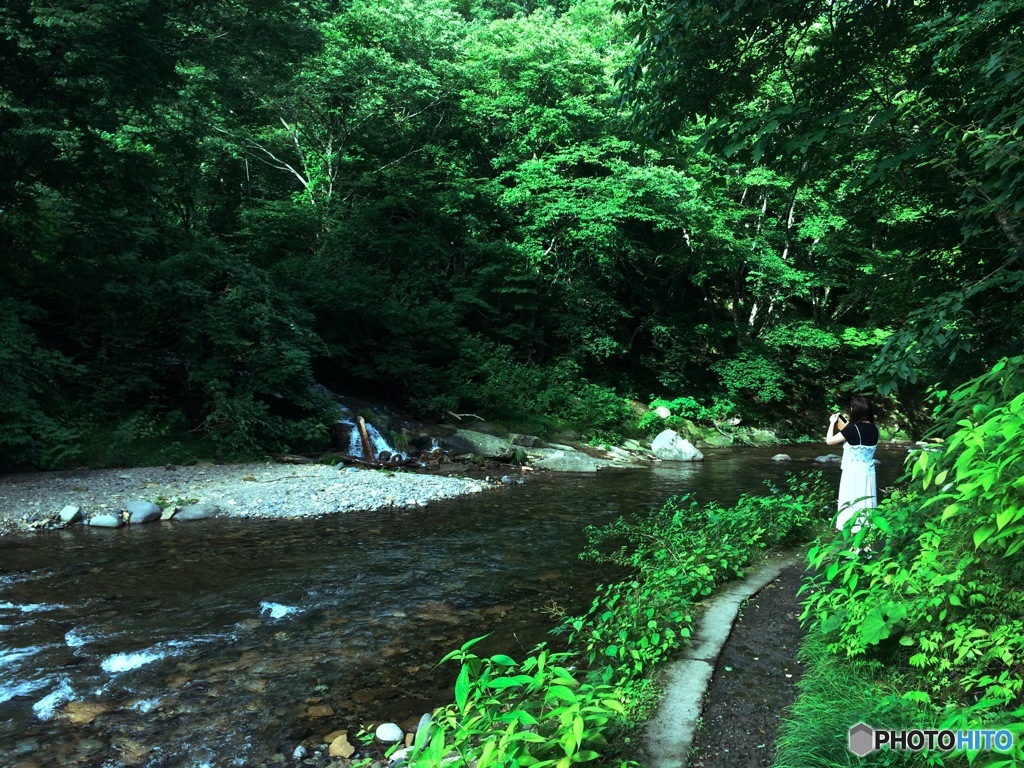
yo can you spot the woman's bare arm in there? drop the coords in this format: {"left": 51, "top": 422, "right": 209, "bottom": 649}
{"left": 826, "top": 414, "right": 847, "bottom": 446}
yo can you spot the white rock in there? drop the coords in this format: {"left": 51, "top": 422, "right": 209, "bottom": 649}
{"left": 650, "top": 430, "right": 704, "bottom": 462}
{"left": 375, "top": 722, "right": 404, "bottom": 743}
{"left": 654, "top": 406, "right": 672, "bottom": 419}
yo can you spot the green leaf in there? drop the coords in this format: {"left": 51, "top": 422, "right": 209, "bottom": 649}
{"left": 859, "top": 608, "right": 893, "bottom": 646}
{"left": 974, "top": 524, "right": 997, "bottom": 548}
{"left": 995, "top": 507, "right": 1020, "bottom": 531}
{"left": 455, "top": 664, "right": 471, "bottom": 712}
{"left": 486, "top": 675, "right": 536, "bottom": 690}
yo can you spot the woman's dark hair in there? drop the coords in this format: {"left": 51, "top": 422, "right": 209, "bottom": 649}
{"left": 850, "top": 395, "right": 873, "bottom": 423}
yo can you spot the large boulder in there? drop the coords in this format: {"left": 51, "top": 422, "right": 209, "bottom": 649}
{"left": 745, "top": 428, "right": 779, "bottom": 445}
{"left": 509, "top": 433, "right": 543, "bottom": 448}
{"left": 530, "top": 448, "right": 611, "bottom": 473}
{"left": 442, "top": 429, "right": 515, "bottom": 461}
{"left": 698, "top": 432, "right": 735, "bottom": 447}
{"left": 651, "top": 430, "right": 704, "bottom": 462}
{"left": 672, "top": 418, "right": 701, "bottom": 442}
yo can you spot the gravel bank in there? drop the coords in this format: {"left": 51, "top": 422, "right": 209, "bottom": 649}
{"left": 0, "top": 462, "right": 490, "bottom": 536}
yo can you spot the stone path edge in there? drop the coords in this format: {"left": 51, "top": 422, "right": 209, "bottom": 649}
{"left": 640, "top": 548, "right": 807, "bottom": 768}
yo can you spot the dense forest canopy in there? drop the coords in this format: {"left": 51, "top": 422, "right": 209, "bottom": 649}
{"left": 2, "top": 0, "right": 1021, "bottom": 468}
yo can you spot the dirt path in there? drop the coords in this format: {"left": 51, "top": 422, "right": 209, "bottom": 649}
{"left": 688, "top": 564, "right": 806, "bottom": 768}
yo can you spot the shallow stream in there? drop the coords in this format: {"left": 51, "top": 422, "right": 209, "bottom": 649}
{"left": 0, "top": 447, "right": 906, "bottom": 767}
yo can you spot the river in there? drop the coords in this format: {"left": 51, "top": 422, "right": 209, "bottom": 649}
{"left": 0, "top": 446, "right": 907, "bottom": 768}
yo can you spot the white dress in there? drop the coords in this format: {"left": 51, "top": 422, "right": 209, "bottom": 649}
{"left": 835, "top": 423, "right": 877, "bottom": 533}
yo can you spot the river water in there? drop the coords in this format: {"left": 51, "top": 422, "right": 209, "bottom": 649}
{"left": 0, "top": 447, "right": 907, "bottom": 768}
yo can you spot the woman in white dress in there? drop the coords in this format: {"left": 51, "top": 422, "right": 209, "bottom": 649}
{"left": 825, "top": 396, "right": 879, "bottom": 533}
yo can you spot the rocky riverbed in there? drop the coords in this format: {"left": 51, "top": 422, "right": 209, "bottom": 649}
{"left": 0, "top": 461, "right": 492, "bottom": 537}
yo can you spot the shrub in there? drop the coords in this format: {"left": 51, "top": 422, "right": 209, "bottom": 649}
{"left": 405, "top": 639, "right": 637, "bottom": 768}
{"left": 569, "top": 472, "right": 831, "bottom": 683}
{"left": 800, "top": 357, "right": 1024, "bottom": 765}
{"left": 0, "top": 300, "right": 81, "bottom": 469}
{"left": 471, "top": 347, "right": 631, "bottom": 439}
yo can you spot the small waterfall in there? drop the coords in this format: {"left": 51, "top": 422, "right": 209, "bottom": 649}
{"left": 335, "top": 419, "right": 405, "bottom": 461}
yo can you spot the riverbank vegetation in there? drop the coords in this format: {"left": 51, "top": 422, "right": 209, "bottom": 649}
{"left": 390, "top": 473, "right": 832, "bottom": 766}
{"left": 775, "top": 358, "right": 1024, "bottom": 767}
{"left": 389, "top": 360, "right": 1023, "bottom": 768}
{"left": 5, "top": 0, "right": 1021, "bottom": 469}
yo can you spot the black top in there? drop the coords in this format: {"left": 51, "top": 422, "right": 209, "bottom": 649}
{"left": 841, "top": 422, "right": 879, "bottom": 446}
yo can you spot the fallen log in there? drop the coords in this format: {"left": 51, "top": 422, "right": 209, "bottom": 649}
{"left": 356, "top": 416, "right": 376, "bottom": 463}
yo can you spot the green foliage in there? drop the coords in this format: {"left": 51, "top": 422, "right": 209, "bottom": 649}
{"left": 150, "top": 494, "right": 199, "bottom": 508}
{"left": 711, "top": 349, "right": 790, "bottom": 406}
{"left": 73, "top": 409, "right": 206, "bottom": 468}
{"left": 774, "top": 630, "right": 935, "bottom": 768}
{"left": 616, "top": 0, "right": 1024, "bottom": 420}
{"left": 569, "top": 472, "right": 831, "bottom": 681}
{"left": 398, "top": 637, "right": 637, "bottom": 768}
{"left": 391, "top": 473, "right": 831, "bottom": 767}
{"left": 5, "top": 0, "right": 1021, "bottom": 464}
{"left": 471, "top": 348, "right": 631, "bottom": 440}
{"left": 0, "top": 300, "right": 80, "bottom": 469}
{"left": 636, "top": 396, "right": 730, "bottom": 434}
{"left": 801, "top": 358, "right": 1024, "bottom": 760}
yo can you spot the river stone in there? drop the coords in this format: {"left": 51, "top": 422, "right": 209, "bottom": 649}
{"left": 58, "top": 505, "right": 82, "bottom": 524}
{"left": 328, "top": 734, "right": 355, "bottom": 758}
{"left": 650, "top": 430, "right": 704, "bottom": 462}
{"left": 510, "top": 433, "right": 543, "bottom": 447}
{"left": 375, "top": 722, "right": 404, "bottom": 743}
{"left": 414, "top": 713, "right": 432, "bottom": 750}
{"left": 771, "top": 454, "right": 792, "bottom": 462}
{"left": 443, "top": 429, "right": 514, "bottom": 461}
{"left": 174, "top": 503, "right": 222, "bottom": 521}
{"left": 125, "top": 501, "right": 162, "bottom": 524}
{"left": 88, "top": 512, "right": 125, "bottom": 528}
{"left": 699, "top": 432, "right": 734, "bottom": 447}
{"left": 605, "top": 445, "right": 650, "bottom": 464}
{"left": 531, "top": 449, "right": 602, "bottom": 473}
{"left": 746, "top": 428, "right": 778, "bottom": 445}
{"left": 815, "top": 454, "right": 841, "bottom": 463}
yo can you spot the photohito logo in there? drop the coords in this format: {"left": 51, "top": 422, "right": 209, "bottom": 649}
{"left": 848, "top": 723, "right": 1015, "bottom": 756}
